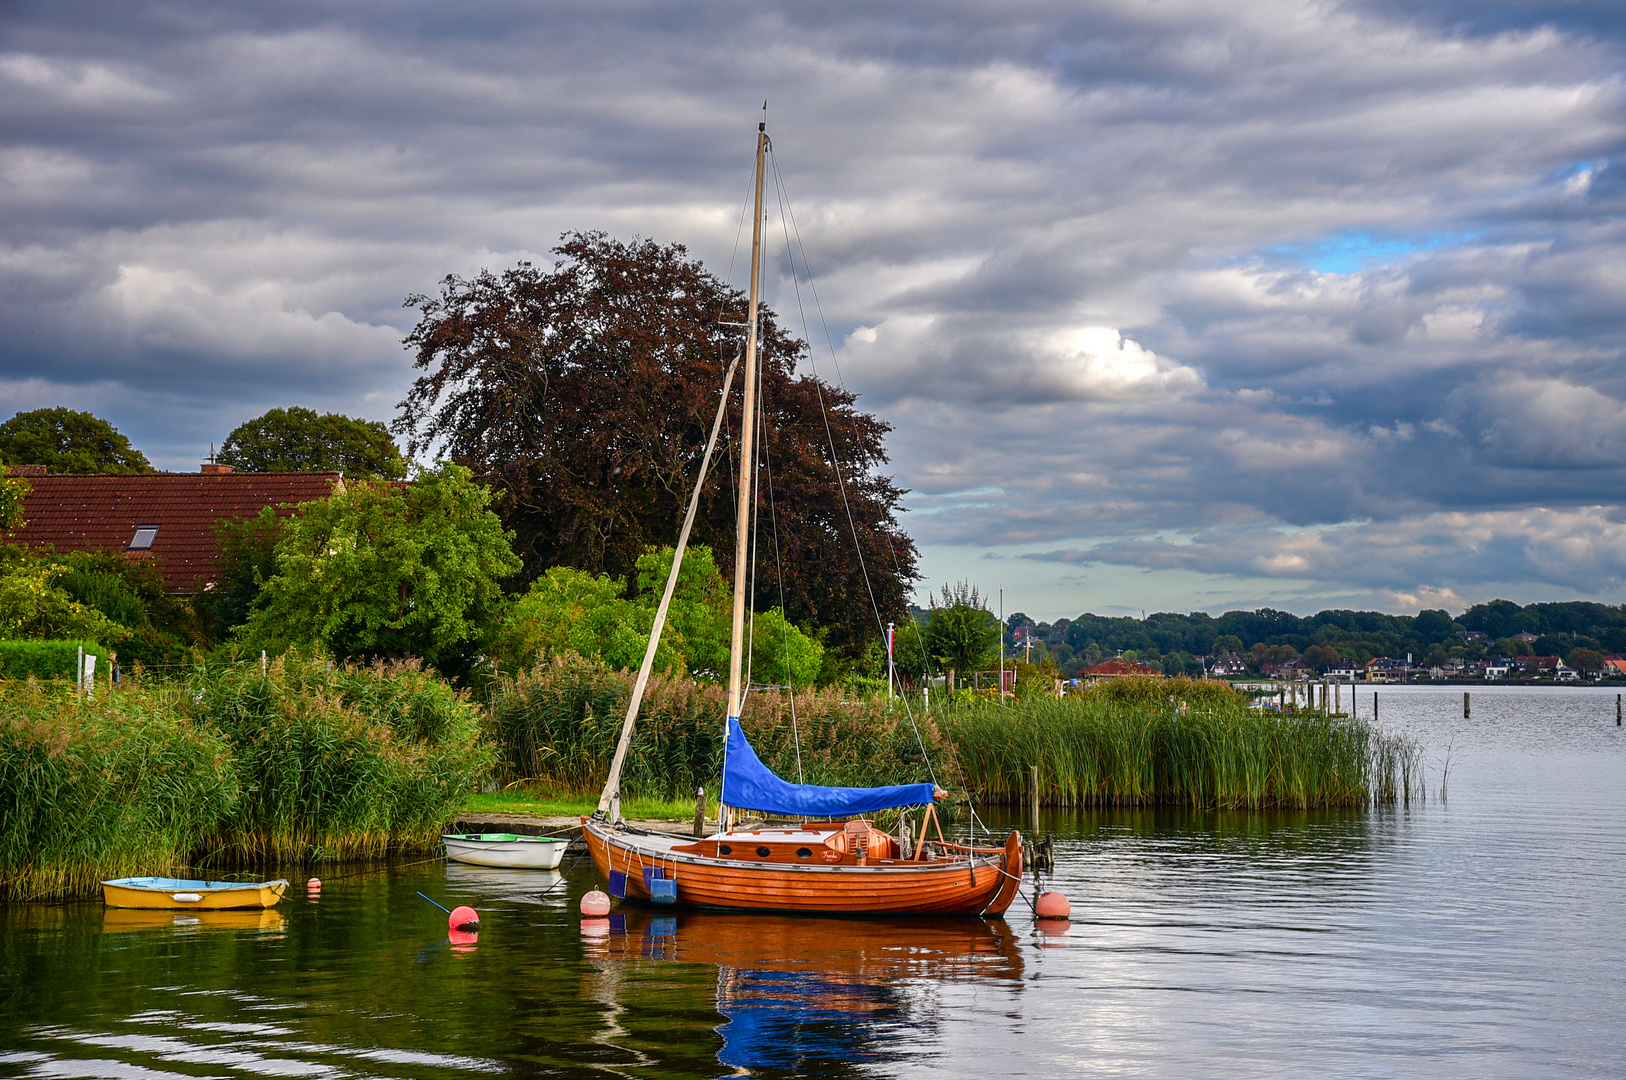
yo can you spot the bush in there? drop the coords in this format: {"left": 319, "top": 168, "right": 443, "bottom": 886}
{"left": 0, "top": 639, "right": 106, "bottom": 681}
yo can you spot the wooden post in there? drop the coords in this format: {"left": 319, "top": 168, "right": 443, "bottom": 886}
{"left": 1374, "top": 692, "right": 1378, "bottom": 721}
{"left": 693, "top": 786, "right": 706, "bottom": 837}
{"left": 1617, "top": 694, "right": 1621, "bottom": 726}
{"left": 1030, "top": 765, "right": 1040, "bottom": 836}
{"left": 1464, "top": 691, "right": 1470, "bottom": 718}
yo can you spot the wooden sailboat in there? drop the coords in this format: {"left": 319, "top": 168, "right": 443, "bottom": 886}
{"left": 581, "top": 120, "right": 1022, "bottom": 916}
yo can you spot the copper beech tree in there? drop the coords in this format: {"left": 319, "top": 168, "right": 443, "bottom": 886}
{"left": 395, "top": 231, "right": 919, "bottom": 656}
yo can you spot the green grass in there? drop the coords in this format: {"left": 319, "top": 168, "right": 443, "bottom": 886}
{"left": 460, "top": 790, "right": 703, "bottom": 821}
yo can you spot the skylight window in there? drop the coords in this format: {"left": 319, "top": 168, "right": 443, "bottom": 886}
{"left": 128, "top": 525, "right": 159, "bottom": 550}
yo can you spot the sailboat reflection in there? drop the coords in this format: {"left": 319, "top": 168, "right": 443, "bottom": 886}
{"left": 584, "top": 910, "right": 1022, "bottom": 1073}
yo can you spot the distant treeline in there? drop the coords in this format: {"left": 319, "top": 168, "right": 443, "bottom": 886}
{"left": 1006, "top": 599, "right": 1626, "bottom": 677}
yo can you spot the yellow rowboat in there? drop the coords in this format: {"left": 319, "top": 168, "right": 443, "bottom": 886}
{"left": 101, "top": 876, "right": 289, "bottom": 910}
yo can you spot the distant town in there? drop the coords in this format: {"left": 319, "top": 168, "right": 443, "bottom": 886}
{"left": 999, "top": 602, "right": 1626, "bottom": 684}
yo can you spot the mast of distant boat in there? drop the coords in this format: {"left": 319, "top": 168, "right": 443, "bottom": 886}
{"left": 720, "top": 120, "right": 768, "bottom": 834}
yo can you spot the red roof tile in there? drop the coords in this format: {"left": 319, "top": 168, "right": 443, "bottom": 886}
{"left": 4, "top": 472, "right": 342, "bottom": 592}
{"left": 1081, "top": 657, "right": 1165, "bottom": 678}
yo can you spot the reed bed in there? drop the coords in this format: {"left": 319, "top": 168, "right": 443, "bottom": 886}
{"left": 940, "top": 677, "right": 1422, "bottom": 809}
{"left": 0, "top": 658, "right": 493, "bottom": 899}
{"left": 0, "top": 682, "right": 238, "bottom": 901}
{"left": 487, "top": 654, "right": 948, "bottom": 800}
{"left": 190, "top": 657, "right": 494, "bottom": 864}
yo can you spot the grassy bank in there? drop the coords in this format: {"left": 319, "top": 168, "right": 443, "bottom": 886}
{"left": 0, "top": 658, "right": 492, "bottom": 900}
{"left": 940, "top": 678, "right": 1422, "bottom": 809}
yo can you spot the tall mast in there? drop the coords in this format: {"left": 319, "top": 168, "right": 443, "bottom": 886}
{"left": 721, "top": 120, "right": 768, "bottom": 831}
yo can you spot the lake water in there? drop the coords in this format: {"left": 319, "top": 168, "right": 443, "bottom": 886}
{"left": 2, "top": 685, "right": 1622, "bottom": 1078}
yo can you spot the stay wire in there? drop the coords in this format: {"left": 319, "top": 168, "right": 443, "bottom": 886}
{"left": 768, "top": 147, "right": 939, "bottom": 789}
{"left": 759, "top": 393, "right": 804, "bottom": 783}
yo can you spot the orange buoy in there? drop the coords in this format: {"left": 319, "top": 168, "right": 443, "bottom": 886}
{"left": 580, "top": 889, "right": 611, "bottom": 916}
{"left": 1035, "top": 890, "right": 1071, "bottom": 919}
{"left": 306, "top": 877, "right": 321, "bottom": 891}
{"left": 447, "top": 905, "right": 480, "bottom": 932}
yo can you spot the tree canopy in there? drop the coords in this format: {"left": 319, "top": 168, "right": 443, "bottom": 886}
{"left": 0, "top": 408, "right": 152, "bottom": 474}
{"left": 240, "top": 464, "right": 519, "bottom": 676}
{"left": 219, "top": 406, "right": 407, "bottom": 478}
{"left": 494, "top": 545, "right": 822, "bottom": 686}
{"left": 395, "top": 231, "right": 919, "bottom": 657}
{"left": 924, "top": 581, "right": 999, "bottom": 678}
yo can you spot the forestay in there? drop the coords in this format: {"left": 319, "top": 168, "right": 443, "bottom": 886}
{"left": 720, "top": 718, "right": 935, "bottom": 818}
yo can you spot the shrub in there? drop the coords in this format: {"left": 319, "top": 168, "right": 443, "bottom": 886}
{"left": 0, "top": 639, "right": 107, "bottom": 681}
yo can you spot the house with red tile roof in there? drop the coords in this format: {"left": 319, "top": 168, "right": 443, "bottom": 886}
{"left": 3, "top": 464, "right": 341, "bottom": 593}
{"left": 1080, "top": 656, "right": 1165, "bottom": 680}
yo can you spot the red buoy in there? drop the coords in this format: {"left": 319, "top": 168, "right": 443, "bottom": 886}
{"left": 580, "top": 889, "right": 611, "bottom": 917}
{"left": 306, "top": 877, "right": 321, "bottom": 891}
{"left": 1035, "top": 890, "right": 1071, "bottom": 919}
{"left": 447, "top": 905, "right": 480, "bottom": 932}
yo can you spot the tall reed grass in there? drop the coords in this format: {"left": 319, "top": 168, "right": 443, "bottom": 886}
{"left": 0, "top": 657, "right": 494, "bottom": 899}
{"left": 940, "top": 677, "right": 1422, "bottom": 809}
{"left": 191, "top": 657, "right": 494, "bottom": 863}
{"left": 0, "top": 682, "right": 238, "bottom": 900}
{"left": 487, "top": 654, "right": 948, "bottom": 800}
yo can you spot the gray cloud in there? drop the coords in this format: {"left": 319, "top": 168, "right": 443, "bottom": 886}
{"left": 3, "top": 1, "right": 1626, "bottom": 616}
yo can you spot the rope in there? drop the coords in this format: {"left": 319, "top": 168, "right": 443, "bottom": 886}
{"left": 767, "top": 147, "right": 940, "bottom": 789}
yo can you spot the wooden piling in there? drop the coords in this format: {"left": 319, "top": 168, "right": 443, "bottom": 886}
{"left": 693, "top": 786, "right": 706, "bottom": 837}
{"left": 1374, "top": 692, "right": 1378, "bottom": 722}
{"left": 1030, "top": 765, "right": 1040, "bottom": 835}
{"left": 1617, "top": 694, "right": 1621, "bottom": 727}
{"left": 1464, "top": 691, "right": 1470, "bottom": 718}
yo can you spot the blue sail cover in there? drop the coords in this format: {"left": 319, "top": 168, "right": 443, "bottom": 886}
{"left": 720, "top": 717, "right": 935, "bottom": 817}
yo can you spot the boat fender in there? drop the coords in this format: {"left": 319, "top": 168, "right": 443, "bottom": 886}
{"left": 581, "top": 890, "right": 612, "bottom": 916}
{"left": 1035, "top": 891, "right": 1071, "bottom": 919}
{"left": 448, "top": 905, "right": 480, "bottom": 933}
{"left": 170, "top": 893, "right": 202, "bottom": 903}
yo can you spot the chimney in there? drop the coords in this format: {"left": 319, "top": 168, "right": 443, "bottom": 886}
{"left": 200, "top": 441, "right": 232, "bottom": 474}
{"left": 6, "top": 464, "right": 47, "bottom": 476}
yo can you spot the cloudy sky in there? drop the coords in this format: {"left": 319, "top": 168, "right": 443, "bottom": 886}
{"left": 4, "top": 1, "right": 1625, "bottom": 620}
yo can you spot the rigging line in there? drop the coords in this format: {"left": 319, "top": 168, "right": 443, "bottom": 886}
{"left": 768, "top": 148, "right": 938, "bottom": 787}
{"left": 766, "top": 152, "right": 950, "bottom": 712}
{"left": 759, "top": 391, "right": 804, "bottom": 784}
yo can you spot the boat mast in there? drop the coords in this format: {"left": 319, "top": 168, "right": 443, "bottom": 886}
{"left": 721, "top": 120, "right": 768, "bottom": 833}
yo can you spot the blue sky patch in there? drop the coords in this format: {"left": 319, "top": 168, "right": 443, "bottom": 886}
{"left": 1271, "top": 230, "right": 1479, "bottom": 274}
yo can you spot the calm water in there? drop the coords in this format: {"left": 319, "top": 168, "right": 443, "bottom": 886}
{"left": 2, "top": 685, "right": 1622, "bottom": 1078}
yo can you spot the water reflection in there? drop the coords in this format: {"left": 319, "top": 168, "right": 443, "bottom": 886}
{"left": 99, "top": 907, "right": 287, "bottom": 936}
{"left": 584, "top": 910, "right": 1022, "bottom": 1074}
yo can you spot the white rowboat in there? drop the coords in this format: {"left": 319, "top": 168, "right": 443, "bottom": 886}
{"left": 441, "top": 833, "right": 570, "bottom": 869}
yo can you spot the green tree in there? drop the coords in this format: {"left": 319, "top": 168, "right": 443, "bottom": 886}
{"left": 0, "top": 408, "right": 152, "bottom": 474}
{"left": 241, "top": 464, "right": 519, "bottom": 676}
{"left": 1568, "top": 647, "right": 1606, "bottom": 675}
{"left": 495, "top": 544, "right": 822, "bottom": 686}
{"left": 923, "top": 581, "right": 999, "bottom": 681}
{"left": 1302, "top": 643, "right": 1341, "bottom": 672}
{"left": 194, "top": 508, "right": 285, "bottom": 644}
{"left": 219, "top": 407, "right": 407, "bottom": 478}
{"left": 0, "top": 561, "right": 120, "bottom": 640}
{"left": 1212, "top": 634, "right": 1245, "bottom": 657}
{"left": 396, "top": 231, "right": 920, "bottom": 657}
{"left": 0, "top": 468, "right": 26, "bottom": 531}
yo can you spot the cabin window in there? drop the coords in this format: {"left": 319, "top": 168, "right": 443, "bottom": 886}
{"left": 717, "top": 844, "right": 732, "bottom": 855}
{"left": 796, "top": 847, "right": 812, "bottom": 859}
{"left": 756, "top": 846, "right": 771, "bottom": 858}
{"left": 128, "top": 525, "right": 159, "bottom": 550}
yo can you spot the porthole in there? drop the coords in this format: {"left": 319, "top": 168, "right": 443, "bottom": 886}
{"left": 756, "top": 846, "right": 772, "bottom": 858}
{"left": 718, "top": 843, "right": 732, "bottom": 855}
{"left": 796, "top": 847, "right": 812, "bottom": 859}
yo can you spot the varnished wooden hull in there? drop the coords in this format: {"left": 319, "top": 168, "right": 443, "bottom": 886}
{"left": 582, "top": 819, "right": 1023, "bottom": 915}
